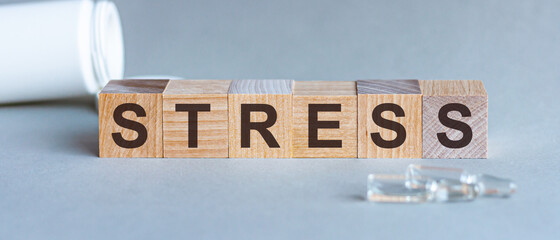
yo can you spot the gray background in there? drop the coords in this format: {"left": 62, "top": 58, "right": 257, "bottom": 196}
{"left": 1, "top": 0, "right": 559, "bottom": 239}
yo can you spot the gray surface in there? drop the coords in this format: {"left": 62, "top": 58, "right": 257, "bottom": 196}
{"left": 1, "top": 0, "right": 560, "bottom": 239}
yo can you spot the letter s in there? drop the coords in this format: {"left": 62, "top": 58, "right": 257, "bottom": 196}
{"left": 111, "top": 103, "right": 148, "bottom": 148}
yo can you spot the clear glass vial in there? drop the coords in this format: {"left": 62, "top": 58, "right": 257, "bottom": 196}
{"left": 367, "top": 174, "right": 477, "bottom": 203}
{"left": 406, "top": 164, "right": 517, "bottom": 198}
{"left": 367, "top": 174, "right": 431, "bottom": 203}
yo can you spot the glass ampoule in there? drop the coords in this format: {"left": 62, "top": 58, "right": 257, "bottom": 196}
{"left": 406, "top": 164, "right": 516, "bottom": 198}
{"left": 367, "top": 174, "right": 477, "bottom": 203}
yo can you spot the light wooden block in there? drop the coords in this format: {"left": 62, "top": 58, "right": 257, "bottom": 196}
{"left": 292, "top": 81, "right": 357, "bottom": 158}
{"left": 357, "top": 80, "right": 422, "bottom": 158}
{"left": 228, "top": 79, "right": 293, "bottom": 158}
{"left": 420, "top": 80, "right": 488, "bottom": 158}
{"left": 162, "top": 80, "right": 231, "bottom": 158}
{"left": 99, "top": 80, "right": 169, "bottom": 158}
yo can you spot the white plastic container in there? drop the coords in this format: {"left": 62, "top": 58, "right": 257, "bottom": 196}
{"left": 0, "top": 0, "right": 124, "bottom": 103}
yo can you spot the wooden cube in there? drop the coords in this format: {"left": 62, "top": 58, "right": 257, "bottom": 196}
{"left": 99, "top": 80, "right": 169, "bottom": 158}
{"left": 292, "top": 81, "right": 357, "bottom": 158}
{"left": 162, "top": 80, "right": 231, "bottom": 158}
{"left": 357, "top": 80, "right": 422, "bottom": 158}
{"left": 228, "top": 79, "right": 293, "bottom": 158}
{"left": 420, "top": 80, "right": 488, "bottom": 158}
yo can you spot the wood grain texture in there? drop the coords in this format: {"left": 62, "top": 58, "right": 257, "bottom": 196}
{"left": 228, "top": 79, "right": 293, "bottom": 94}
{"left": 99, "top": 80, "right": 169, "bottom": 158}
{"left": 420, "top": 80, "right": 488, "bottom": 158}
{"left": 163, "top": 79, "right": 232, "bottom": 95}
{"left": 357, "top": 80, "right": 422, "bottom": 158}
{"left": 420, "top": 80, "right": 487, "bottom": 96}
{"left": 163, "top": 80, "right": 231, "bottom": 158}
{"left": 293, "top": 81, "right": 357, "bottom": 96}
{"left": 357, "top": 79, "right": 421, "bottom": 94}
{"left": 228, "top": 80, "right": 293, "bottom": 158}
{"left": 292, "top": 81, "right": 357, "bottom": 158}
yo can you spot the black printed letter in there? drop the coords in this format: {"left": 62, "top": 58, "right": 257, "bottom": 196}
{"left": 437, "top": 103, "right": 473, "bottom": 148}
{"left": 112, "top": 103, "right": 148, "bottom": 148}
{"left": 175, "top": 104, "right": 211, "bottom": 148}
{"left": 241, "top": 104, "right": 280, "bottom": 148}
{"left": 308, "top": 104, "right": 342, "bottom": 148}
{"left": 370, "top": 103, "right": 406, "bottom": 148}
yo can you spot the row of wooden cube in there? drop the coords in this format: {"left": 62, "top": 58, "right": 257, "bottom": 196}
{"left": 99, "top": 79, "right": 487, "bottom": 158}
